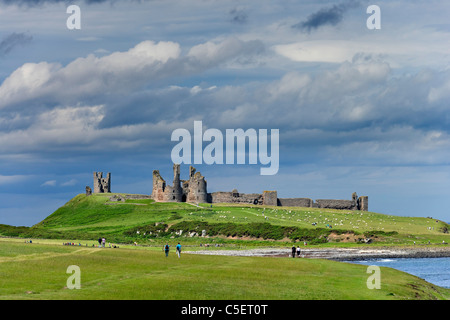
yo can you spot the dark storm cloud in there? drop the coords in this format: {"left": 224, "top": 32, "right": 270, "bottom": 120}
{"left": 0, "top": 32, "right": 33, "bottom": 56}
{"left": 292, "top": 0, "right": 360, "bottom": 33}
{"left": 229, "top": 7, "right": 248, "bottom": 24}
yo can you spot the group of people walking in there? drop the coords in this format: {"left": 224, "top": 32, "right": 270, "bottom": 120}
{"left": 164, "top": 242, "right": 182, "bottom": 258}
{"left": 291, "top": 245, "right": 302, "bottom": 258}
{"left": 98, "top": 237, "right": 106, "bottom": 247}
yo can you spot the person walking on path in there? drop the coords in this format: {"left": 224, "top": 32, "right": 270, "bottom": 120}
{"left": 98, "top": 237, "right": 102, "bottom": 247}
{"left": 102, "top": 237, "right": 106, "bottom": 248}
{"left": 296, "top": 246, "right": 301, "bottom": 258}
{"left": 176, "top": 243, "right": 182, "bottom": 258}
{"left": 164, "top": 243, "right": 170, "bottom": 257}
{"left": 291, "top": 245, "right": 296, "bottom": 258}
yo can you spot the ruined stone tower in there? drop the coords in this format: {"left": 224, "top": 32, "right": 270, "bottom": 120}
{"left": 185, "top": 166, "right": 207, "bottom": 203}
{"left": 172, "top": 164, "right": 183, "bottom": 202}
{"left": 151, "top": 164, "right": 183, "bottom": 202}
{"left": 93, "top": 172, "right": 111, "bottom": 193}
{"left": 151, "top": 170, "right": 166, "bottom": 201}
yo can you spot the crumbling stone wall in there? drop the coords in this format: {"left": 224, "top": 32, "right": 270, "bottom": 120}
{"left": 276, "top": 193, "right": 368, "bottom": 211}
{"left": 314, "top": 193, "right": 368, "bottom": 211}
{"left": 278, "top": 198, "right": 312, "bottom": 207}
{"left": 315, "top": 199, "right": 356, "bottom": 210}
{"left": 209, "top": 190, "right": 262, "bottom": 205}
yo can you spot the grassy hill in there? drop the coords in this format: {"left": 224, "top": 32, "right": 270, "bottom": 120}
{"left": 2, "top": 193, "right": 448, "bottom": 247}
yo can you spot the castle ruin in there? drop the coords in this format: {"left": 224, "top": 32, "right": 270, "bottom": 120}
{"left": 88, "top": 166, "right": 368, "bottom": 211}
{"left": 150, "top": 165, "right": 368, "bottom": 211}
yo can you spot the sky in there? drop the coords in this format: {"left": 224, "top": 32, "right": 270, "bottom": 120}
{"left": 0, "top": 0, "right": 450, "bottom": 226}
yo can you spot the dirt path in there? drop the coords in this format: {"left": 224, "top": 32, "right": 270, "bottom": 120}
{"left": 0, "top": 247, "right": 101, "bottom": 263}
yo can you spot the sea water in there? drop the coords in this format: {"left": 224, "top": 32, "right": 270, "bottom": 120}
{"left": 347, "top": 257, "right": 450, "bottom": 288}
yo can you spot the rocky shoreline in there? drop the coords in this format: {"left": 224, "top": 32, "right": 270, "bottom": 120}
{"left": 186, "top": 245, "right": 450, "bottom": 261}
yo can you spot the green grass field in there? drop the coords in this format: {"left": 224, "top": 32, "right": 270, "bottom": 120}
{"left": 0, "top": 238, "right": 448, "bottom": 300}
{"left": 0, "top": 193, "right": 449, "bottom": 300}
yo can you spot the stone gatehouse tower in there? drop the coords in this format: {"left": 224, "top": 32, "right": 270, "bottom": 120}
{"left": 93, "top": 172, "right": 111, "bottom": 193}
{"left": 184, "top": 166, "right": 208, "bottom": 203}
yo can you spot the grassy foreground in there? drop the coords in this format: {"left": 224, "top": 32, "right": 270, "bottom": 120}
{"left": 0, "top": 238, "right": 448, "bottom": 300}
